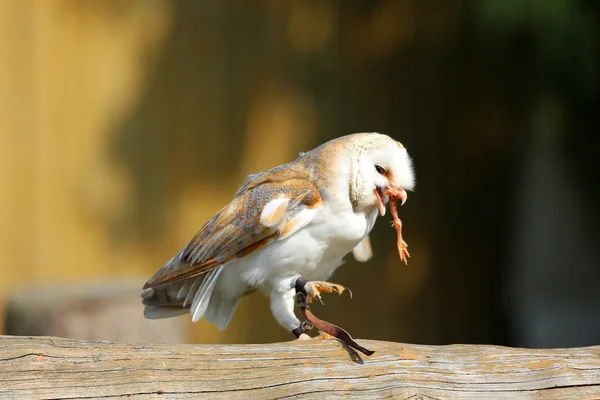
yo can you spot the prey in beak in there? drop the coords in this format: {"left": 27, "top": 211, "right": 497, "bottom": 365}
{"left": 374, "top": 186, "right": 410, "bottom": 265}
{"left": 374, "top": 186, "right": 407, "bottom": 216}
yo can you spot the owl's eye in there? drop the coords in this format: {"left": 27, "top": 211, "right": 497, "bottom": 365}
{"left": 375, "top": 165, "right": 385, "bottom": 175}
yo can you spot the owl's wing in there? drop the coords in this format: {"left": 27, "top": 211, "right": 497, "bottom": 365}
{"left": 143, "top": 172, "right": 322, "bottom": 289}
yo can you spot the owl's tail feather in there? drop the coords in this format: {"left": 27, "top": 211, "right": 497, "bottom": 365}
{"left": 189, "top": 267, "right": 223, "bottom": 322}
{"left": 143, "top": 305, "right": 188, "bottom": 319}
{"left": 141, "top": 267, "right": 223, "bottom": 321}
{"left": 204, "top": 293, "right": 242, "bottom": 331}
{"left": 142, "top": 265, "right": 243, "bottom": 330}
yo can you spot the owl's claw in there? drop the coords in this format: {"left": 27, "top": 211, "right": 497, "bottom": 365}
{"left": 291, "top": 276, "right": 374, "bottom": 356}
{"left": 294, "top": 278, "right": 351, "bottom": 306}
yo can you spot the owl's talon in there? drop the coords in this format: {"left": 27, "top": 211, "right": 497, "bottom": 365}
{"left": 315, "top": 294, "right": 324, "bottom": 305}
{"left": 294, "top": 277, "right": 351, "bottom": 306}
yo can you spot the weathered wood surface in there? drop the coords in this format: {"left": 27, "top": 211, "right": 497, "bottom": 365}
{"left": 0, "top": 336, "right": 599, "bottom": 399}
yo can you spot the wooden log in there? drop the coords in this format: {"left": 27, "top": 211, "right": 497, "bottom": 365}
{"left": 0, "top": 336, "right": 599, "bottom": 399}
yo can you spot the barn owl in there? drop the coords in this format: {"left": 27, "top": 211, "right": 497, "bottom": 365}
{"left": 142, "top": 132, "right": 415, "bottom": 341}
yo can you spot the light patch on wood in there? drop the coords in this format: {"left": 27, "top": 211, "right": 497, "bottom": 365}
{"left": 399, "top": 346, "right": 428, "bottom": 361}
{"left": 527, "top": 360, "right": 557, "bottom": 370}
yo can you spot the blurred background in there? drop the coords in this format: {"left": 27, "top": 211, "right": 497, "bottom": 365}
{"left": 1, "top": 0, "right": 599, "bottom": 349}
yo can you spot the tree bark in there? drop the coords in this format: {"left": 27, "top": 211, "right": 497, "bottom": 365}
{"left": 1, "top": 335, "right": 599, "bottom": 399}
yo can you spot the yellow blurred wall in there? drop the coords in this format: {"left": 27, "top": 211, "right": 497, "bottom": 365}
{"left": 0, "top": 1, "right": 316, "bottom": 342}
{"left": 0, "top": 1, "right": 172, "bottom": 293}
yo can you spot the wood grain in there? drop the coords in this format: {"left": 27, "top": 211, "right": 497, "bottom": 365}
{"left": 0, "top": 336, "right": 599, "bottom": 399}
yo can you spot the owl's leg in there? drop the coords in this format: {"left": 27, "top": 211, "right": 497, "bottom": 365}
{"left": 269, "top": 276, "right": 312, "bottom": 339}
{"left": 294, "top": 277, "right": 352, "bottom": 307}
{"left": 268, "top": 276, "right": 352, "bottom": 340}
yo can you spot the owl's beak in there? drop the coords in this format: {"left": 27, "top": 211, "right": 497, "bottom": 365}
{"left": 374, "top": 188, "right": 386, "bottom": 216}
{"left": 375, "top": 186, "right": 407, "bottom": 217}
{"left": 387, "top": 187, "right": 407, "bottom": 206}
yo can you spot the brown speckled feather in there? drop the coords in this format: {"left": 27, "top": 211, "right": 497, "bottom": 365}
{"left": 143, "top": 171, "right": 323, "bottom": 289}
